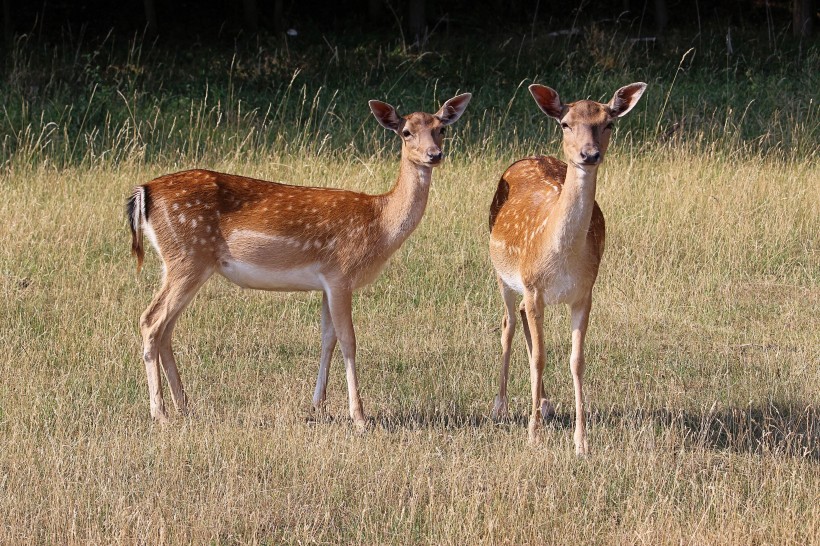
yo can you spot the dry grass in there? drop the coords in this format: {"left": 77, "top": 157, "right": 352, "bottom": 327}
{"left": 1, "top": 147, "right": 818, "bottom": 544}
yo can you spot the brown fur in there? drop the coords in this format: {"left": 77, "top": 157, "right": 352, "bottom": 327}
{"left": 489, "top": 156, "right": 605, "bottom": 286}
{"left": 140, "top": 169, "right": 388, "bottom": 282}
{"left": 489, "top": 83, "right": 646, "bottom": 455}
{"left": 127, "top": 93, "right": 472, "bottom": 425}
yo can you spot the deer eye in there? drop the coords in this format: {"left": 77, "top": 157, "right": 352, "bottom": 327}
{"left": 561, "top": 122, "right": 570, "bottom": 130}
{"left": 402, "top": 129, "right": 412, "bottom": 138}
{"left": 605, "top": 123, "right": 614, "bottom": 130}
{"left": 439, "top": 127, "right": 446, "bottom": 135}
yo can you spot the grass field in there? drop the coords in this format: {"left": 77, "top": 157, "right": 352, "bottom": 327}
{"left": 1, "top": 24, "right": 819, "bottom": 544}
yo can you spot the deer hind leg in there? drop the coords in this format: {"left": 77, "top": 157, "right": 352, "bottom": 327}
{"left": 156, "top": 273, "right": 210, "bottom": 414}
{"left": 523, "top": 290, "right": 547, "bottom": 444}
{"left": 519, "top": 301, "right": 555, "bottom": 421}
{"left": 492, "top": 277, "right": 518, "bottom": 420}
{"left": 312, "top": 291, "right": 337, "bottom": 411}
{"left": 324, "top": 285, "right": 365, "bottom": 430}
{"left": 140, "top": 266, "right": 211, "bottom": 422}
{"left": 569, "top": 297, "right": 592, "bottom": 456}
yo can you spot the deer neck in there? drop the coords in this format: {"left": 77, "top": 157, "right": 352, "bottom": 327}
{"left": 379, "top": 157, "right": 433, "bottom": 249}
{"left": 547, "top": 162, "right": 598, "bottom": 254}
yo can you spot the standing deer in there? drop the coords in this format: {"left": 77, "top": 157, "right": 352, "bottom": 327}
{"left": 126, "top": 93, "right": 471, "bottom": 427}
{"left": 489, "top": 83, "right": 646, "bottom": 455}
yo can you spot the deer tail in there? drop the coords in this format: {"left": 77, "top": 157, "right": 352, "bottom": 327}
{"left": 125, "top": 186, "right": 148, "bottom": 273}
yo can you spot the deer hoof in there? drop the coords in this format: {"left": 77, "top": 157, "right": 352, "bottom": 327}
{"left": 491, "top": 395, "right": 509, "bottom": 420}
{"left": 527, "top": 416, "right": 542, "bottom": 445}
{"left": 540, "top": 398, "right": 555, "bottom": 422}
{"left": 574, "top": 433, "right": 589, "bottom": 457}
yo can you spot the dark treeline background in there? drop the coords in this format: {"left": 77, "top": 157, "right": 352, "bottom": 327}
{"left": 1, "top": 0, "right": 817, "bottom": 167}
{"left": 2, "top": 0, "right": 817, "bottom": 43}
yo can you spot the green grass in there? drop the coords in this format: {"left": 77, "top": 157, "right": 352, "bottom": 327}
{"left": 1, "top": 23, "right": 819, "bottom": 544}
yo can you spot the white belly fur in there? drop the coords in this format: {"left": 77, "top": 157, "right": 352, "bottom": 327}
{"left": 497, "top": 268, "right": 525, "bottom": 294}
{"left": 218, "top": 259, "right": 324, "bottom": 291}
{"left": 497, "top": 263, "right": 586, "bottom": 305}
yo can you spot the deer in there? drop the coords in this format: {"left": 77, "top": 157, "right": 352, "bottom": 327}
{"left": 126, "top": 93, "right": 471, "bottom": 428}
{"left": 488, "top": 82, "right": 646, "bottom": 455}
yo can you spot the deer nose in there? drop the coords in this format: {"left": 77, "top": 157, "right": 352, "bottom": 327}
{"left": 427, "top": 148, "right": 443, "bottom": 163}
{"left": 580, "top": 148, "right": 601, "bottom": 165}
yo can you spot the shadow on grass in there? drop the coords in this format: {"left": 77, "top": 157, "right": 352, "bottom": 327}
{"left": 366, "top": 401, "right": 819, "bottom": 461}
{"left": 596, "top": 402, "right": 820, "bottom": 461}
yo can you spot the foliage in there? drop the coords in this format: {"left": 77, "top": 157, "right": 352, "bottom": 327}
{"left": 1, "top": 21, "right": 818, "bottom": 172}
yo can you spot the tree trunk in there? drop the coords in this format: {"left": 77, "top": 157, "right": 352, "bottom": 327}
{"left": 2, "top": 0, "right": 12, "bottom": 45}
{"left": 272, "top": 0, "right": 285, "bottom": 32}
{"left": 654, "top": 0, "right": 668, "bottom": 36}
{"left": 793, "top": 0, "right": 814, "bottom": 37}
{"left": 369, "top": 0, "right": 384, "bottom": 24}
{"left": 407, "top": 0, "right": 425, "bottom": 41}
{"left": 143, "top": 0, "right": 158, "bottom": 38}
{"left": 243, "top": 0, "right": 259, "bottom": 34}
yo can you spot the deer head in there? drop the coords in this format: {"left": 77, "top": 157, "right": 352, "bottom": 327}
{"left": 529, "top": 83, "right": 647, "bottom": 167}
{"left": 369, "top": 93, "right": 472, "bottom": 167}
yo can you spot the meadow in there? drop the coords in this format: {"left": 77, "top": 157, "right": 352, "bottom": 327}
{"left": 1, "top": 23, "right": 818, "bottom": 543}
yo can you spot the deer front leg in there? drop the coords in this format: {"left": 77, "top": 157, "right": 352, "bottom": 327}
{"left": 493, "top": 277, "right": 518, "bottom": 420}
{"left": 523, "top": 290, "right": 547, "bottom": 444}
{"left": 312, "top": 291, "right": 337, "bottom": 411}
{"left": 569, "top": 298, "right": 592, "bottom": 456}
{"left": 324, "top": 285, "right": 366, "bottom": 430}
{"left": 519, "top": 301, "right": 554, "bottom": 421}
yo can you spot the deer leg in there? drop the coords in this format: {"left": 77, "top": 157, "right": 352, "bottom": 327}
{"left": 312, "top": 291, "right": 337, "bottom": 411}
{"left": 155, "top": 270, "right": 211, "bottom": 414}
{"left": 156, "top": 313, "right": 187, "bottom": 414}
{"left": 325, "top": 286, "right": 365, "bottom": 430}
{"left": 518, "top": 301, "right": 533, "bottom": 361}
{"left": 140, "top": 268, "right": 210, "bottom": 422}
{"left": 493, "top": 277, "right": 518, "bottom": 420}
{"left": 569, "top": 297, "right": 592, "bottom": 456}
{"left": 523, "top": 290, "right": 547, "bottom": 444}
{"left": 520, "top": 302, "right": 555, "bottom": 421}
{"left": 140, "top": 289, "right": 170, "bottom": 423}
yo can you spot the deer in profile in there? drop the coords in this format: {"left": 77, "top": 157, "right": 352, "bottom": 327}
{"left": 488, "top": 83, "right": 646, "bottom": 455}
{"left": 126, "top": 93, "right": 471, "bottom": 428}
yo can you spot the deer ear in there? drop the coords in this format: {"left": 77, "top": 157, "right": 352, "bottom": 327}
{"left": 369, "top": 100, "right": 402, "bottom": 133}
{"left": 608, "top": 82, "right": 647, "bottom": 118}
{"left": 529, "top": 84, "right": 566, "bottom": 121}
{"left": 434, "top": 93, "right": 472, "bottom": 126}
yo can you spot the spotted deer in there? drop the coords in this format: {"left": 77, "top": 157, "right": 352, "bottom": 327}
{"left": 489, "top": 83, "right": 646, "bottom": 454}
{"left": 126, "top": 93, "right": 471, "bottom": 427}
